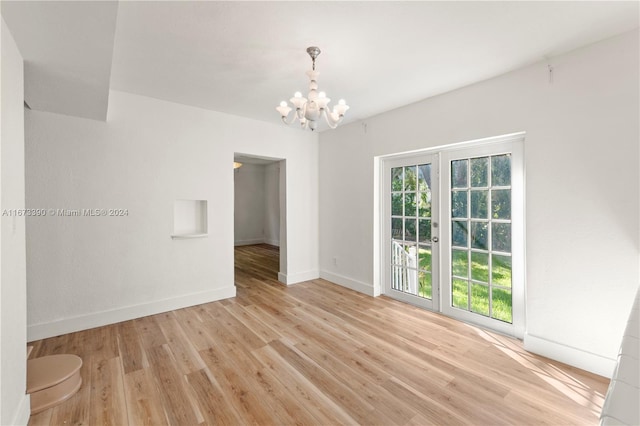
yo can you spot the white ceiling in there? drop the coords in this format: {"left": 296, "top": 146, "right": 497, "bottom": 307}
{"left": 2, "top": 1, "right": 638, "bottom": 128}
{"left": 1, "top": 1, "right": 118, "bottom": 121}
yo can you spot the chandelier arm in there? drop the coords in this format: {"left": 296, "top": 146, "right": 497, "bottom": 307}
{"left": 281, "top": 111, "right": 298, "bottom": 126}
{"left": 323, "top": 111, "right": 339, "bottom": 129}
{"left": 322, "top": 109, "right": 343, "bottom": 129}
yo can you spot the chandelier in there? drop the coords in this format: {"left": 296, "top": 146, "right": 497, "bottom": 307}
{"left": 276, "top": 47, "right": 349, "bottom": 131}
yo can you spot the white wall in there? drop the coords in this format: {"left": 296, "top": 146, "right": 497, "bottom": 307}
{"left": 319, "top": 30, "right": 639, "bottom": 377}
{"left": 264, "top": 162, "right": 280, "bottom": 246}
{"left": 233, "top": 162, "right": 280, "bottom": 247}
{"left": 0, "top": 17, "right": 30, "bottom": 426}
{"left": 234, "top": 164, "right": 267, "bottom": 245}
{"left": 26, "top": 90, "right": 318, "bottom": 340}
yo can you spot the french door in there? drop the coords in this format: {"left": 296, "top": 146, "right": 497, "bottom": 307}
{"left": 383, "top": 154, "right": 440, "bottom": 311}
{"left": 383, "top": 135, "right": 524, "bottom": 338}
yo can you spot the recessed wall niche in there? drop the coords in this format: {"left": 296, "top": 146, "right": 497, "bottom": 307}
{"left": 171, "top": 199, "right": 208, "bottom": 239}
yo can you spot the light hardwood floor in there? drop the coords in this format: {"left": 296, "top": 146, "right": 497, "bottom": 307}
{"left": 28, "top": 244, "right": 608, "bottom": 425}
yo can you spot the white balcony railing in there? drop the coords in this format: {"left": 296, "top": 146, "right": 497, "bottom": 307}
{"left": 392, "top": 241, "right": 417, "bottom": 295}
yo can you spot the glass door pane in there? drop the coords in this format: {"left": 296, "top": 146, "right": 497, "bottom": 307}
{"left": 449, "top": 154, "right": 513, "bottom": 322}
{"left": 441, "top": 136, "right": 524, "bottom": 339}
{"left": 385, "top": 155, "right": 439, "bottom": 311}
{"left": 382, "top": 134, "right": 524, "bottom": 338}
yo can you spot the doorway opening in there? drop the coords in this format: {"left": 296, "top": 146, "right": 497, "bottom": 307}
{"left": 233, "top": 154, "right": 286, "bottom": 285}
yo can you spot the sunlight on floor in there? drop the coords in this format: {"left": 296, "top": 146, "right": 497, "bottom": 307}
{"left": 470, "top": 326, "right": 605, "bottom": 418}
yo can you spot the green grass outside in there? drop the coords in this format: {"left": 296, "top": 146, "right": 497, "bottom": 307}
{"left": 452, "top": 249, "right": 513, "bottom": 323}
{"left": 418, "top": 271, "right": 432, "bottom": 299}
{"left": 418, "top": 246, "right": 432, "bottom": 299}
{"left": 400, "top": 244, "right": 513, "bottom": 323}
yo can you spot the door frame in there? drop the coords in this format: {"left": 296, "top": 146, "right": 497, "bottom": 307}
{"left": 233, "top": 153, "right": 287, "bottom": 282}
{"left": 375, "top": 132, "right": 526, "bottom": 338}
{"left": 382, "top": 153, "right": 440, "bottom": 312}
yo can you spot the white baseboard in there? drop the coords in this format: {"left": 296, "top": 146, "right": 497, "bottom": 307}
{"left": 235, "top": 238, "right": 280, "bottom": 247}
{"left": 10, "top": 394, "right": 30, "bottom": 426}
{"left": 277, "top": 270, "right": 319, "bottom": 285}
{"left": 27, "top": 286, "right": 236, "bottom": 341}
{"left": 320, "top": 270, "right": 375, "bottom": 296}
{"left": 524, "top": 332, "right": 617, "bottom": 378}
{"left": 234, "top": 238, "right": 264, "bottom": 246}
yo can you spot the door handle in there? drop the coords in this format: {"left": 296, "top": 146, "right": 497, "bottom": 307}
{"left": 432, "top": 236, "right": 439, "bottom": 243}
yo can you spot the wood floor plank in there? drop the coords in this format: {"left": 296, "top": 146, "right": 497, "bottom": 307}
{"left": 122, "top": 367, "right": 168, "bottom": 426}
{"left": 146, "top": 345, "right": 200, "bottom": 425}
{"left": 433, "top": 336, "right": 605, "bottom": 423}
{"left": 223, "top": 355, "right": 307, "bottom": 426}
{"left": 293, "top": 339, "right": 417, "bottom": 426}
{"left": 251, "top": 343, "right": 358, "bottom": 425}
{"left": 185, "top": 368, "right": 241, "bottom": 425}
{"left": 381, "top": 376, "right": 472, "bottom": 425}
{"left": 204, "top": 302, "right": 267, "bottom": 352}
{"left": 268, "top": 338, "right": 380, "bottom": 424}
{"left": 251, "top": 365, "right": 322, "bottom": 426}
{"left": 243, "top": 301, "right": 302, "bottom": 332}
{"left": 28, "top": 244, "right": 608, "bottom": 426}
{"left": 89, "top": 356, "right": 128, "bottom": 425}
{"left": 405, "top": 412, "right": 440, "bottom": 426}
{"left": 117, "top": 321, "right": 145, "bottom": 374}
{"left": 155, "top": 313, "right": 205, "bottom": 374}
{"left": 278, "top": 312, "right": 393, "bottom": 387}
{"left": 30, "top": 334, "right": 69, "bottom": 358}
{"left": 198, "top": 344, "right": 281, "bottom": 425}
{"left": 133, "top": 315, "right": 167, "bottom": 349}
{"left": 87, "top": 325, "right": 120, "bottom": 361}
{"left": 223, "top": 301, "right": 282, "bottom": 343}
{"left": 171, "top": 306, "right": 217, "bottom": 351}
